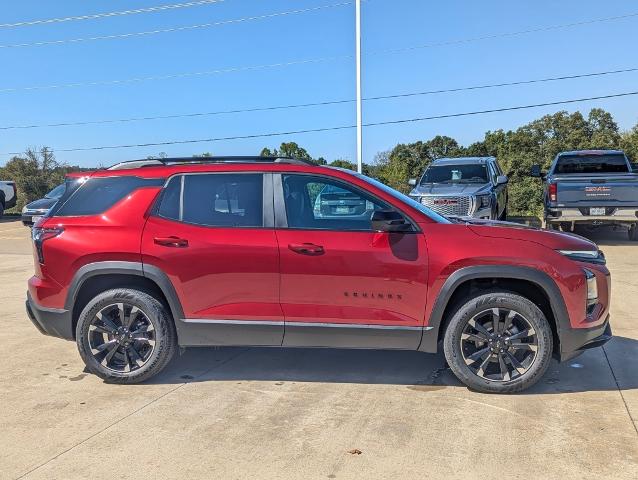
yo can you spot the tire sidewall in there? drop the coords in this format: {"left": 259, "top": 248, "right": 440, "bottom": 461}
{"left": 76, "top": 289, "right": 175, "bottom": 383}
{"left": 444, "top": 291, "right": 553, "bottom": 393}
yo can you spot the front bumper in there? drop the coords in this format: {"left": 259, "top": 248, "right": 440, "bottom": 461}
{"left": 558, "top": 316, "right": 612, "bottom": 361}
{"left": 26, "top": 291, "right": 73, "bottom": 340}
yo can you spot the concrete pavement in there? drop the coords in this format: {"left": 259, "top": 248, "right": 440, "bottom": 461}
{"left": 0, "top": 219, "right": 636, "bottom": 479}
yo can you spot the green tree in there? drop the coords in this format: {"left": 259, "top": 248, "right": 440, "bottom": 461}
{"left": 0, "top": 147, "right": 75, "bottom": 212}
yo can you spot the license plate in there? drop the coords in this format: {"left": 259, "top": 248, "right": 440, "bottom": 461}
{"left": 31, "top": 216, "right": 43, "bottom": 224}
{"left": 590, "top": 208, "right": 605, "bottom": 216}
{"left": 336, "top": 206, "right": 350, "bottom": 214}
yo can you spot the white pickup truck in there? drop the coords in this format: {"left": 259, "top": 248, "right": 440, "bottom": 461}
{"left": 0, "top": 181, "right": 17, "bottom": 217}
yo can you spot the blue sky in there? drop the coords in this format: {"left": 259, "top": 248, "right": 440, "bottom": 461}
{"left": 0, "top": 0, "right": 637, "bottom": 167}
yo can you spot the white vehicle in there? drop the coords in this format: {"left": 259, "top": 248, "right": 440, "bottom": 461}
{"left": 0, "top": 181, "right": 17, "bottom": 217}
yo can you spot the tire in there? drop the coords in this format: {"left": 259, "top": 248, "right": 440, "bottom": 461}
{"left": 0, "top": 201, "right": 4, "bottom": 219}
{"left": 443, "top": 291, "right": 553, "bottom": 394}
{"left": 498, "top": 204, "right": 507, "bottom": 221}
{"left": 76, "top": 288, "right": 176, "bottom": 384}
{"left": 629, "top": 225, "right": 638, "bottom": 241}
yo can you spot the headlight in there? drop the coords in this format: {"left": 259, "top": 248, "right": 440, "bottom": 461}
{"left": 476, "top": 195, "right": 491, "bottom": 208}
{"left": 21, "top": 206, "right": 27, "bottom": 214}
{"left": 557, "top": 249, "right": 605, "bottom": 265}
{"left": 583, "top": 268, "right": 598, "bottom": 312}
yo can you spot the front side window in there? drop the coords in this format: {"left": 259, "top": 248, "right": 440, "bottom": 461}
{"left": 282, "top": 174, "right": 390, "bottom": 231}
{"left": 158, "top": 173, "right": 263, "bottom": 228}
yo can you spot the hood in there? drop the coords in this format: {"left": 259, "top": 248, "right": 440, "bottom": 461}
{"left": 25, "top": 197, "right": 58, "bottom": 211}
{"left": 410, "top": 182, "right": 491, "bottom": 196}
{"left": 463, "top": 218, "right": 598, "bottom": 251}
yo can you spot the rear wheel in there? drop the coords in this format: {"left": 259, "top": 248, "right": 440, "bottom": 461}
{"left": 76, "top": 288, "right": 176, "bottom": 383}
{"left": 443, "top": 291, "right": 553, "bottom": 393}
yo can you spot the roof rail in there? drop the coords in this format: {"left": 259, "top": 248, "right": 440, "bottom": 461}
{"left": 106, "top": 156, "right": 316, "bottom": 170}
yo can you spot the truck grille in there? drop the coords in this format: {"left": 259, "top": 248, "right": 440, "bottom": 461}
{"left": 420, "top": 196, "right": 472, "bottom": 216}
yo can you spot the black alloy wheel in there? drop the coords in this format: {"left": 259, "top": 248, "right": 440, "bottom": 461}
{"left": 88, "top": 303, "right": 156, "bottom": 373}
{"left": 460, "top": 307, "right": 538, "bottom": 382}
{"left": 76, "top": 289, "right": 176, "bottom": 383}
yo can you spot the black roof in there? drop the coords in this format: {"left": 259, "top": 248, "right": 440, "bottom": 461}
{"left": 106, "top": 156, "right": 315, "bottom": 170}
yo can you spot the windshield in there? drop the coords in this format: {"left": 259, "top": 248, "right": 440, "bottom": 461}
{"left": 349, "top": 172, "right": 451, "bottom": 224}
{"left": 45, "top": 183, "right": 66, "bottom": 199}
{"left": 554, "top": 154, "right": 629, "bottom": 174}
{"left": 421, "top": 164, "right": 489, "bottom": 184}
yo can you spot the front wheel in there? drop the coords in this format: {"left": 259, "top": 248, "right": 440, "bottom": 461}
{"left": 443, "top": 291, "right": 553, "bottom": 393}
{"left": 76, "top": 288, "right": 177, "bottom": 383}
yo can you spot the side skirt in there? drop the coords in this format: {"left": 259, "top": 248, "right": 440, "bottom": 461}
{"left": 177, "top": 319, "right": 433, "bottom": 351}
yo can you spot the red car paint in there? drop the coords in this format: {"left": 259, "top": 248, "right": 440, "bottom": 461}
{"left": 27, "top": 161, "right": 611, "bottom": 359}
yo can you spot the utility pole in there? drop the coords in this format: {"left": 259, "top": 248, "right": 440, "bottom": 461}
{"left": 355, "top": 0, "right": 363, "bottom": 173}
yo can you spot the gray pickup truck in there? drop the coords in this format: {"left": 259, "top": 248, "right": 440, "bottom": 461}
{"left": 531, "top": 149, "right": 638, "bottom": 240}
{"left": 408, "top": 157, "right": 508, "bottom": 220}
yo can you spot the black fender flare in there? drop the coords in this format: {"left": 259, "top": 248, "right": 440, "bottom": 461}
{"left": 65, "top": 261, "right": 185, "bottom": 321}
{"left": 418, "top": 265, "right": 570, "bottom": 353}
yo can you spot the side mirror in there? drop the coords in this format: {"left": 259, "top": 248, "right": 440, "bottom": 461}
{"left": 530, "top": 164, "right": 543, "bottom": 178}
{"left": 371, "top": 210, "right": 412, "bottom": 233}
{"left": 496, "top": 175, "right": 508, "bottom": 185}
{"left": 408, "top": 178, "right": 417, "bottom": 187}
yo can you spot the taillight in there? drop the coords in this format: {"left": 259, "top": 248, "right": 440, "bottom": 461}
{"left": 548, "top": 183, "right": 557, "bottom": 202}
{"left": 32, "top": 226, "right": 63, "bottom": 264}
{"left": 11, "top": 182, "right": 17, "bottom": 199}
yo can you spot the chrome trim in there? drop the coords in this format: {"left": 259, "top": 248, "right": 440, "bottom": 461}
{"left": 181, "top": 318, "right": 432, "bottom": 331}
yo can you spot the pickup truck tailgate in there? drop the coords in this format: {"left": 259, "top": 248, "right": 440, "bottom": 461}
{"left": 555, "top": 173, "right": 638, "bottom": 207}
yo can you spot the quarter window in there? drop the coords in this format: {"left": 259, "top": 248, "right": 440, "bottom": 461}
{"left": 54, "top": 177, "right": 163, "bottom": 216}
{"left": 282, "top": 174, "right": 390, "bottom": 231}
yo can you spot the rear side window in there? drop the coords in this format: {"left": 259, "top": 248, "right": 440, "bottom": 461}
{"left": 555, "top": 154, "right": 629, "bottom": 174}
{"left": 157, "top": 173, "right": 264, "bottom": 228}
{"left": 54, "top": 177, "right": 162, "bottom": 216}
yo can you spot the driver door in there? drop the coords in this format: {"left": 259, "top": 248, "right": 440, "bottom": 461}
{"left": 274, "top": 173, "right": 429, "bottom": 349}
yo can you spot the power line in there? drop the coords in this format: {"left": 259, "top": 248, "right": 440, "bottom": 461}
{"left": 0, "top": 55, "right": 352, "bottom": 93}
{"left": 0, "top": 2, "right": 352, "bottom": 49}
{"left": 375, "top": 11, "right": 638, "bottom": 55}
{"left": 1, "top": 11, "right": 637, "bottom": 93}
{"left": 2, "top": 67, "right": 637, "bottom": 131}
{"left": 3, "top": 91, "right": 637, "bottom": 156}
{"left": 0, "top": 1, "right": 225, "bottom": 28}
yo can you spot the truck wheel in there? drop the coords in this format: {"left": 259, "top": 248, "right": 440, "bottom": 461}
{"left": 76, "top": 288, "right": 177, "bottom": 384}
{"left": 629, "top": 225, "right": 638, "bottom": 241}
{"left": 443, "top": 291, "right": 553, "bottom": 393}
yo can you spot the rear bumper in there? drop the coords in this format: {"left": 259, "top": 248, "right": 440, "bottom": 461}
{"left": 26, "top": 291, "right": 73, "bottom": 340}
{"left": 558, "top": 316, "right": 612, "bottom": 362}
{"left": 546, "top": 207, "right": 638, "bottom": 224}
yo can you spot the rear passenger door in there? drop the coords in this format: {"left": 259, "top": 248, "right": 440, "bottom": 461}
{"left": 141, "top": 172, "right": 284, "bottom": 346}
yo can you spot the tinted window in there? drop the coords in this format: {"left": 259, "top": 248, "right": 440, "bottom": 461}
{"left": 157, "top": 176, "right": 181, "bottom": 221}
{"left": 180, "top": 174, "right": 263, "bottom": 227}
{"left": 421, "top": 164, "right": 488, "bottom": 184}
{"left": 555, "top": 154, "right": 629, "bottom": 174}
{"left": 45, "top": 184, "right": 66, "bottom": 199}
{"left": 283, "top": 174, "right": 390, "bottom": 231}
{"left": 55, "top": 177, "right": 162, "bottom": 216}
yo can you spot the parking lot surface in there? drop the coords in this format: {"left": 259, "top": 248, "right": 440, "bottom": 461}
{"left": 0, "top": 218, "right": 636, "bottom": 479}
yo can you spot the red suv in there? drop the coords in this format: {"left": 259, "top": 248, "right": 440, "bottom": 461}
{"left": 26, "top": 157, "right": 612, "bottom": 393}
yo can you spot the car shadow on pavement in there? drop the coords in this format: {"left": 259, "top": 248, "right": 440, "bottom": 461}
{"left": 146, "top": 335, "right": 638, "bottom": 395}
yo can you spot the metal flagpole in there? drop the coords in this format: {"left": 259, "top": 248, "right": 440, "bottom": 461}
{"left": 355, "top": 0, "right": 363, "bottom": 173}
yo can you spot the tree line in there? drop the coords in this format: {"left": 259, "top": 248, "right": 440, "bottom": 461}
{"left": 262, "top": 108, "right": 638, "bottom": 216}
{"left": 1, "top": 108, "right": 637, "bottom": 216}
